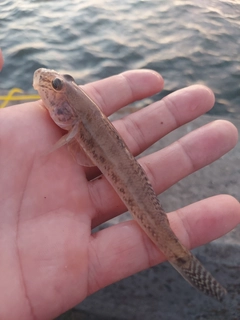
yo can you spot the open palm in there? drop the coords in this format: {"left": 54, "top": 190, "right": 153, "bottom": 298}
{"left": 0, "top": 67, "right": 239, "bottom": 320}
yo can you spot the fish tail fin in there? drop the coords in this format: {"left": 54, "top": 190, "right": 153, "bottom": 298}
{"left": 170, "top": 253, "right": 227, "bottom": 301}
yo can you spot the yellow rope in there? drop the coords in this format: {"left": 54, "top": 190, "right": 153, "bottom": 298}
{"left": 0, "top": 88, "right": 40, "bottom": 108}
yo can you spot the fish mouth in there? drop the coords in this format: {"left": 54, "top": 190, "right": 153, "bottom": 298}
{"left": 33, "top": 68, "right": 57, "bottom": 90}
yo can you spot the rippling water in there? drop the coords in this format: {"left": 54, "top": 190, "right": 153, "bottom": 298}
{"left": 0, "top": 0, "right": 240, "bottom": 117}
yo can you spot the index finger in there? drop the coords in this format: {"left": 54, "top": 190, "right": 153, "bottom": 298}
{"left": 82, "top": 69, "right": 164, "bottom": 116}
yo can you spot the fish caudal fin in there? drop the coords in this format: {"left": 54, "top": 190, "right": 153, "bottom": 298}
{"left": 170, "top": 254, "right": 227, "bottom": 301}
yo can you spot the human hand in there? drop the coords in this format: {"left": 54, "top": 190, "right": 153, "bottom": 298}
{"left": 0, "top": 69, "right": 239, "bottom": 319}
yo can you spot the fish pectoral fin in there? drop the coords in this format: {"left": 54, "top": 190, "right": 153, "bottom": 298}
{"left": 45, "top": 125, "right": 79, "bottom": 155}
{"left": 45, "top": 126, "right": 78, "bottom": 155}
{"left": 45, "top": 124, "right": 95, "bottom": 167}
{"left": 67, "top": 139, "right": 95, "bottom": 167}
{"left": 42, "top": 133, "right": 71, "bottom": 157}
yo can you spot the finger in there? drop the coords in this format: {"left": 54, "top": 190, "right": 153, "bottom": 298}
{"left": 82, "top": 69, "right": 164, "bottom": 116}
{"left": 84, "top": 84, "right": 215, "bottom": 180}
{"left": 89, "top": 120, "right": 238, "bottom": 227}
{"left": 142, "top": 119, "right": 238, "bottom": 193}
{"left": 88, "top": 195, "right": 240, "bottom": 295}
{"left": 0, "top": 49, "right": 3, "bottom": 70}
{"left": 114, "top": 84, "right": 215, "bottom": 156}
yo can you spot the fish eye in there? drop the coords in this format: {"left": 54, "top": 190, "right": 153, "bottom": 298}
{"left": 52, "top": 78, "right": 63, "bottom": 91}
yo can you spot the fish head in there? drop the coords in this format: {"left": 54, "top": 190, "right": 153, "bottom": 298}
{"left": 33, "top": 68, "right": 78, "bottom": 130}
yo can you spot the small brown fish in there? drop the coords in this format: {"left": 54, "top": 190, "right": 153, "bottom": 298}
{"left": 33, "top": 68, "right": 227, "bottom": 301}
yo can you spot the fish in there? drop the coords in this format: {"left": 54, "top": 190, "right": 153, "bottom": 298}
{"left": 33, "top": 68, "right": 227, "bottom": 301}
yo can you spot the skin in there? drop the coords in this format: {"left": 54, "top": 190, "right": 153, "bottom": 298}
{"left": 0, "top": 53, "right": 240, "bottom": 319}
{"left": 33, "top": 68, "right": 226, "bottom": 300}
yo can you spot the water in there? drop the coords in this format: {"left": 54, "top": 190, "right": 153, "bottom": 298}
{"left": 0, "top": 0, "right": 240, "bottom": 117}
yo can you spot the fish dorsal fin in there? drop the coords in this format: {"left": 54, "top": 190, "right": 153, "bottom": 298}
{"left": 63, "top": 74, "right": 77, "bottom": 83}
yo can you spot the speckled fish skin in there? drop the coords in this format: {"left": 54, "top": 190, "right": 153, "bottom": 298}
{"left": 33, "top": 68, "right": 227, "bottom": 301}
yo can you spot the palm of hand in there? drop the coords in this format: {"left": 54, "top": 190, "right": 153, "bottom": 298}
{"left": 0, "top": 69, "right": 239, "bottom": 320}
{"left": 1, "top": 103, "right": 92, "bottom": 317}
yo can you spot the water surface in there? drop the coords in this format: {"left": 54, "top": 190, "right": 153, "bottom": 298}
{"left": 0, "top": 0, "right": 239, "bottom": 117}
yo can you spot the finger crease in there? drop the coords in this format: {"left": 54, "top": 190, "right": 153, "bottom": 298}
{"left": 175, "top": 139, "right": 195, "bottom": 172}
{"left": 119, "top": 73, "right": 134, "bottom": 102}
{"left": 139, "top": 160, "right": 157, "bottom": 191}
{"left": 122, "top": 116, "right": 145, "bottom": 155}
{"left": 161, "top": 96, "right": 180, "bottom": 128}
